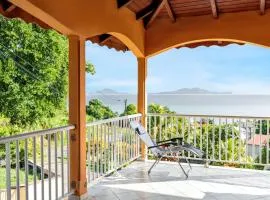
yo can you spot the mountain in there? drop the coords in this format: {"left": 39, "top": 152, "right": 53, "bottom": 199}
{"left": 92, "top": 88, "right": 232, "bottom": 95}
{"left": 151, "top": 88, "right": 232, "bottom": 95}
{"left": 96, "top": 88, "right": 129, "bottom": 95}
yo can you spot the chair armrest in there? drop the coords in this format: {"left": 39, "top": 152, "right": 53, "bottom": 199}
{"left": 148, "top": 142, "right": 178, "bottom": 149}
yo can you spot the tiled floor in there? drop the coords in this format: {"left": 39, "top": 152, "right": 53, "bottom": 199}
{"left": 88, "top": 161, "right": 270, "bottom": 200}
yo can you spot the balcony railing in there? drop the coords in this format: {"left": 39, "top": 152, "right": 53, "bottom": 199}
{"left": 0, "top": 114, "right": 141, "bottom": 200}
{"left": 0, "top": 125, "right": 75, "bottom": 200}
{"left": 1, "top": 112, "right": 270, "bottom": 199}
{"left": 86, "top": 114, "right": 141, "bottom": 184}
{"left": 147, "top": 113, "right": 270, "bottom": 168}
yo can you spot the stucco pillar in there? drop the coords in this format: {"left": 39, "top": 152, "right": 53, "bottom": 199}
{"left": 137, "top": 57, "right": 148, "bottom": 160}
{"left": 68, "top": 35, "right": 87, "bottom": 199}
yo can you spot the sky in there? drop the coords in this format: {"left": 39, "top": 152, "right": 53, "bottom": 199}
{"left": 86, "top": 41, "right": 270, "bottom": 95}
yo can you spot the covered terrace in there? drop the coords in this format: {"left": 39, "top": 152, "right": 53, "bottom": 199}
{"left": 0, "top": 0, "right": 270, "bottom": 199}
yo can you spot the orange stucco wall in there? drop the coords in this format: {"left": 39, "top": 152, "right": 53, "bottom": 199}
{"left": 146, "top": 11, "right": 270, "bottom": 57}
{"left": 10, "top": 0, "right": 145, "bottom": 57}
{"left": 9, "top": 1, "right": 270, "bottom": 58}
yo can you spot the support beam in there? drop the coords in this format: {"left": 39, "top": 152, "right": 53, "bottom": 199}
{"left": 210, "top": 0, "right": 218, "bottom": 18}
{"left": 68, "top": 35, "right": 87, "bottom": 198}
{"left": 164, "top": 0, "right": 175, "bottom": 22}
{"left": 5, "top": 4, "right": 16, "bottom": 13}
{"left": 260, "top": 0, "right": 266, "bottom": 15}
{"left": 117, "top": 0, "right": 134, "bottom": 8}
{"left": 99, "top": 34, "right": 112, "bottom": 45}
{"left": 136, "top": 1, "right": 159, "bottom": 20}
{"left": 1, "top": 0, "right": 10, "bottom": 10}
{"left": 146, "top": 0, "right": 166, "bottom": 28}
{"left": 137, "top": 57, "right": 147, "bottom": 160}
{"left": 0, "top": 0, "right": 16, "bottom": 13}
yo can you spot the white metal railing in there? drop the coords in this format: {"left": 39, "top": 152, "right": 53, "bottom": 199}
{"left": 86, "top": 114, "right": 141, "bottom": 183}
{"left": 147, "top": 113, "right": 270, "bottom": 168}
{"left": 0, "top": 125, "right": 75, "bottom": 200}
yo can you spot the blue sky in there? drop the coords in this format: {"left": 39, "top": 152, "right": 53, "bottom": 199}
{"left": 86, "top": 41, "right": 270, "bottom": 94}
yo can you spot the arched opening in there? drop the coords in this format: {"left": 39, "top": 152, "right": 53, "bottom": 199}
{"left": 146, "top": 42, "right": 270, "bottom": 170}
{"left": 148, "top": 43, "right": 270, "bottom": 115}
{"left": 87, "top": 32, "right": 144, "bottom": 58}
{"left": 147, "top": 38, "right": 270, "bottom": 58}
{"left": 85, "top": 36, "right": 138, "bottom": 118}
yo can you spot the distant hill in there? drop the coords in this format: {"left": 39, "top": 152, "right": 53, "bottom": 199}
{"left": 96, "top": 88, "right": 129, "bottom": 95}
{"left": 151, "top": 88, "right": 232, "bottom": 95}
{"left": 94, "top": 88, "right": 231, "bottom": 95}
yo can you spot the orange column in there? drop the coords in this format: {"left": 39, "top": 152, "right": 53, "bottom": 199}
{"left": 137, "top": 57, "right": 148, "bottom": 160}
{"left": 68, "top": 35, "right": 87, "bottom": 197}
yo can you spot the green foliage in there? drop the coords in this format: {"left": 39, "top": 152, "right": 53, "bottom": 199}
{"left": 86, "top": 61, "right": 96, "bottom": 75}
{"left": 195, "top": 122, "right": 246, "bottom": 162}
{"left": 121, "top": 104, "right": 137, "bottom": 116}
{"left": 255, "top": 143, "right": 270, "bottom": 166}
{"left": 86, "top": 99, "right": 117, "bottom": 120}
{"left": 0, "top": 116, "right": 23, "bottom": 161}
{"left": 0, "top": 15, "right": 68, "bottom": 126}
{"left": 147, "top": 104, "right": 254, "bottom": 168}
{"left": 147, "top": 103, "right": 176, "bottom": 141}
{"left": 0, "top": 167, "right": 33, "bottom": 189}
{"left": 148, "top": 103, "right": 175, "bottom": 114}
{"left": 256, "top": 120, "right": 269, "bottom": 135}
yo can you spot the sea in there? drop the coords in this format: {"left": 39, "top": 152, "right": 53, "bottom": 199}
{"left": 87, "top": 94, "right": 270, "bottom": 117}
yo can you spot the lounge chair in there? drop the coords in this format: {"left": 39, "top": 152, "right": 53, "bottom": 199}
{"left": 130, "top": 120, "right": 204, "bottom": 178}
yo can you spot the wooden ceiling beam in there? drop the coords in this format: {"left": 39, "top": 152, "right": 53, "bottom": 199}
{"left": 210, "top": 0, "right": 218, "bottom": 18}
{"left": 146, "top": 0, "right": 166, "bottom": 28}
{"left": 136, "top": 1, "right": 161, "bottom": 20}
{"left": 117, "top": 0, "right": 134, "bottom": 9}
{"left": 5, "top": 4, "right": 16, "bottom": 13}
{"left": 164, "top": 0, "right": 175, "bottom": 22}
{"left": 99, "top": 34, "right": 112, "bottom": 45}
{"left": 0, "top": 0, "right": 16, "bottom": 16}
{"left": 136, "top": 8, "right": 153, "bottom": 20}
{"left": 1, "top": 0, "right": 12, "bottom": 11}
{"left": 260, "top": 0, "right": 266, "bottom": 15}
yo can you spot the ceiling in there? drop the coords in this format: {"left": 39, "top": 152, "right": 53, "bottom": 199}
{"left": 1, "top": 0, "right": 267, "bottom": 53}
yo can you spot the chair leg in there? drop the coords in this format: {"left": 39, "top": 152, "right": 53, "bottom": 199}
{"left": 148, "top": 157, "right": 162, "bottom": 174}
{"left": 177, "top": 158, "right": 189, "bottom": 179}
{"left": 185, "top": 157, "right": 192, "bottom": 170}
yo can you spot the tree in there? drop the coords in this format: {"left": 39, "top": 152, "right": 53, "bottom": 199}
{"left": 256, "top": 120, "right": 269, "bottom": 135}
{"left": 0, "top": 15, "right": 69, "bottom": 126}
{"left": 148, "top": 103, "right": 175, "bottom": 114}
{"left": 86, "top": 61, "right": 96, "bottom": 75}
{"left": 120, "top": 104, "right": 137, "bottom": 116}
{"left": 146, "top": 104, "right": 250, "bottom": 166}
{"left": 86, "top": 99, "right": 117, "bottom": 120}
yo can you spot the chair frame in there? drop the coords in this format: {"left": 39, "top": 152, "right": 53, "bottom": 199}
{"left": 130, "top": 121, "right": 204, "bottom": 178}
{"left": 147, "top": 137, "right": 194, "bottom": 178}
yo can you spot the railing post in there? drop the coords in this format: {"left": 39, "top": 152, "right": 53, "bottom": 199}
{"left": 68, "top": 35, "right": 87, "bottom": 199}
{"left": 137, "top": 57, "right": 147, "bottom": 160}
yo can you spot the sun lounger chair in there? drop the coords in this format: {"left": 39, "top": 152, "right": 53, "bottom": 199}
{"left": 130, "top": 120, "right": 204, "bottom": 178}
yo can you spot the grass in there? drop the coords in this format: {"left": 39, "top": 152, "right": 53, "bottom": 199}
{"left": 0, "top": 167, "right": 34, "bottom": 189}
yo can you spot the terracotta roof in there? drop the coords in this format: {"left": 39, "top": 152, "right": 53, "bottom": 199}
{"left": 247, "top": 135, "right": 270, "bottom": 146}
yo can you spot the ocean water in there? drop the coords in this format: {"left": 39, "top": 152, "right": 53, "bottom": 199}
{"left": 88, "top": 94, "right": 270, "bottom": 117}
